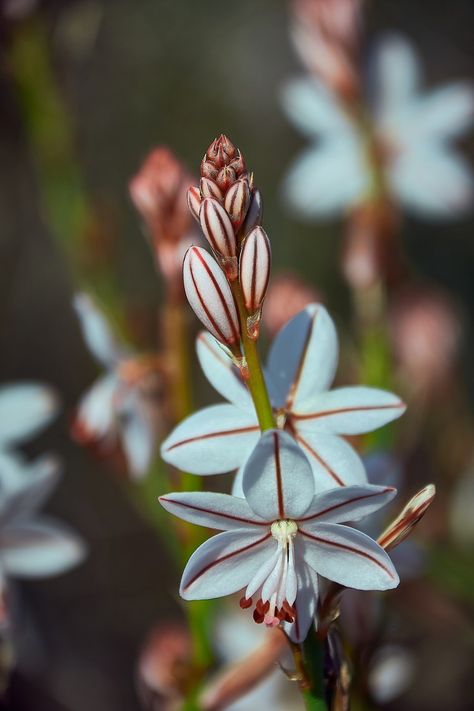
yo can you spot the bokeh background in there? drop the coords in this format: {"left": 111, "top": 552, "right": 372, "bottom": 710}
{"left": 0, "top": 1, "right": 473, "bottom": 709}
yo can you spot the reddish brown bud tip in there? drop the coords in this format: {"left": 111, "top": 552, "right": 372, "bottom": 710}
{"left": 201, "top": 158, "right": 219, "bottom": 180}
{"left": 216, "top": 166, "right": 237, "bottom": 192}
{"left": 228, "top": 150, "right": 247, "bottom": 177}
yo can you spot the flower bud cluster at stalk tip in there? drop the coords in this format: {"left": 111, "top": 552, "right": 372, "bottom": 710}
{"left": 184, "top": 135, "right": 272, "bottom": 348}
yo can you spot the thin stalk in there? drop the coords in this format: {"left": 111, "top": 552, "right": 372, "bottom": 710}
{"left": 230, "top": 281, "right": 276, "bottom": 431}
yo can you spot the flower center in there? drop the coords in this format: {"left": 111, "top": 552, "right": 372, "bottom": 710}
{"left": 240, "top": 519, "right": 298, "bottom": 627}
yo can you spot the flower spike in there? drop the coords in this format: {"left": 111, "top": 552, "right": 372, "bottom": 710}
{"left": 183, "top": 246, "right": 241, "bottom": 349}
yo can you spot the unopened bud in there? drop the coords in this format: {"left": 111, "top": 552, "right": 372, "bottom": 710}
{"left": 216, "top": 166, "right": 236, "bottom": 192}
{"left": 224, "top": 179, "right": 250, "bottom": 229}
{"left": 200, "top": 178, "right": 223, "bottom": 201}
{"left": 206, "top": 135, "right": 237, "bottom": 167}
{"left": 228, "top": 150, "right": 247, "bottom": 177}
{"left": 187, "top": 186, "right": 202, "bottom": 222}
{"left": 240, "top": 227, "right": 271, "bottom": 316}
{"left": 201, "top": 158, "right": 218, "bottom": 180}
{"left": 378, "top": 484, "right": 436, "bottom": 551}
{"left": 199, "top": 198, "right": 237, "bottom": 259}
{"left": 240, "top": 189, "right": 263, "bottom": 238}
{"left": 183, "top": 246, "right": 241, "bottom": 348}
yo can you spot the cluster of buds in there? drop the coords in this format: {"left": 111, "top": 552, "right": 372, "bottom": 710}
{"left": 184, "top": 135, "right": 271, "bottom": 352}
{"left": 129, "top": 148, "right": 196, "bottom": 289}
{"left": 291, "top": 0, "right": 361, "bottom": 101}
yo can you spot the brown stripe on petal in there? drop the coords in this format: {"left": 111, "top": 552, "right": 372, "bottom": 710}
{"left": 165, "top": 424, "right": 260, "bottom": 452}
{"left": 285, "top": 308, "right": 319, "bottom": 411}
{"left": 288, "top": 426, "right": 344, "bottom": 486}
{"left": 298, "top": 488, "right": 394, "bottom": 523}
{"left": 273, "top": 431, "right": 285, "bottom": 518}
{"left": 159, "top": 496, "right": 270, "bottom": 526}
{"left": 189, "top": 258, "right": 228, "bottom": 343}
{"left": 292, "top": 402, "right": 406, "bottom": 422}
{"left": 183, "top": 533, "right": 272, "bottom": 591}
{"left": 299, "top": 529, "right": 396, "bottom": 579}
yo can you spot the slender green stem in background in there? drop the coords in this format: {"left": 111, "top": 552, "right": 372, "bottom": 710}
{"left": 230, "top": 282, "right": 276, "bottom": 431}
{"left": 292, "top": 634, "right": 327, "bottom": 711}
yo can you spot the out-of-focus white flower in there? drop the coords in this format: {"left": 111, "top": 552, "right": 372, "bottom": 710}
{"left": 0, "top": 452, "right": 85, "bottom": 587}
{"left": 160, "top": 429, "right": 398, "bottom": 643}
{"left": 73, "top": 293, "right": 163, "bottom": 478}
{"left": 0, "top": 383, "right": 58, "bottom": 457}
{"left": 282, "top": 35, "right": 474, "bottom": 219}
{"left": 161, "top": 303, "right": 405, "bottom": 492}
{"left": 368, "top": 645, "right": 416, "bottom": 704}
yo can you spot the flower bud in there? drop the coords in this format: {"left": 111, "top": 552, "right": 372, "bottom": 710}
{"left": 228, "top": 150, "right": 247, "bottom": 178}
{"left": 187, "top": 186, "right": 202, "bottom": 222}
{"left": 200, "top": 178, "right": 223, "bottom": 201}
{"left": 216, "top": 166, "right": 236, "bottom": 192}
{"left": 239, "top": 227, "right": 271, "bottom": 314}
{"left": 199, "top": 198, "right": 237, "bottom": 258}
{"left": 201, "top": 158, "right": 218, "bottom": 180}
{"left": 224, "top": 179, "right": 250, "bottom": 229}
{"left": 240, "top": 189, "right": 263, "bottom": 238}
{"left": 183, "top": 246, "right": 241, "bottom": 347}
{"left": 206, "top": 135, "right": 237, "bottom": 167}
{"left": 377, "top": 484, "right": 436, "bottom": 551}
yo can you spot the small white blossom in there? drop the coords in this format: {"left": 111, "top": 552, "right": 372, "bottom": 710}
{"left": 282, "top": 34, "right": 474, "bottom": 219}
{"left": 0, "top": 383, "right": 58, "bottom": 457}
{"left": 160, "top": 429, "right": 398, "bottom": 642}
{"left": 73, "top": 293, "right": 161, "bottom": 478}
{"left": 161, "top": 303, "right": 405, "bottom": 491}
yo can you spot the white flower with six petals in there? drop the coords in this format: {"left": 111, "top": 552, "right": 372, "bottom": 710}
{"left": 160, "top": 429, "right": 399, "bottom": 642}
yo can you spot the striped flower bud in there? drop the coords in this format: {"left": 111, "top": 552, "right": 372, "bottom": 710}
{"left": 216, "top": 166, "right": 236, "bottom": 192}
{"left": 199, "top": 178, "right": 223, "bottom": 201}
{"left": 240, "top": 188, "right": 263, "bottom": 237}
{"left": 224, "top": 178, "right": 250, "bottom": 229}
{"left": 199, "top": 198, "right": 237, "bottom": 258}
{"left": 183, "top": 246, "right": 241, "bottom": 348}
{"left": 187, "top": 186, "right": 202, "bottom": 222}
{"left": 228, "top": 150, "right": 247, "bottom": 178}
{"left": 201, "top": 159, "right": 218, "bottom": 180}
{"left": 240, "top": 226, "right": 271, "bottom": 315}
{"left": 378, "top": 484, "right": 436, "bottom": 551}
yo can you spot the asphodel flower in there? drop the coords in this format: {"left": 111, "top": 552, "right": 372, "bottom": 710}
{"left": 160, "top": 430, "right": 399, "bottom": 642}
{"left": 161, "top": 303, "right": 405, "bottom": 490}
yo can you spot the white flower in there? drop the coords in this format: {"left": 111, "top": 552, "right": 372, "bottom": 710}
{"left": 73, "top": 293, "right": 161, "bottom": 478}
{"left": 160, "top": 429, "right": 398, "bottom": 642}
{"left": 0, "top": 452, "right": 86, "bottom": 585}
{"left": 0, "top": 382, "right": 58, "bottom": 457}
{"left": 282, "top": 34, "right": 474, "bottom": 219}
{"left": 161, "top": 303, "right": 404, "bottom": 491}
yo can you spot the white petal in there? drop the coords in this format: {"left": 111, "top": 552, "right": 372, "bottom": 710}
{"left": 389, "top": 146, "right": 473, "bottom": 218}
{"left": 298, "top": 485, "right": 396, "bottom": 527}
{"left": 300, "top": 522, "right": 399, "bottom": 590}
{"left": 73, "top": 293, "right": 123, "bottom": 367}
{"left": 180, "top": 529, "right": 273, "bottom": 600}
{"left": 159, "top": 491, "right": 268, "bottom": 530}
{"left": 282, "top": 138, "right": 367, "bottom": 219}
{"left": 293, "top": 386, "right": 405, "bottom": 434}
{"left": 196, "top": 332, "right": 252, "bottom": 410}
{"left": 242, "top": 430, "right": 314, "bottom": 521}
{"left": 1, "top": 518, "right": 86, "bottom": 578}
{"left": 75, "top": 374, "right": 118, "bottom": 440}
{"left": 281, "top": 77, "right": 353, "bottom": 137}
{"left": 267, "top": 304, "right": 338, "bottom": 410}
{"left": 0, "top": 454, "right": 60, "bottom": 524}
{"left": 160, "top": 404, "right": 259, "bottom": 475}
{"left": 292, "top": 429, "right": 368, "bottom": 491}
{"left": 231, "top": 464, "right": 245, "bottom": 498}
{"left": 286, "top": 549, "right": 319, "bottom": 643}
{"left": 183, "top": 246, "right": 240, "bottom": 347}
{"left": 0, "top": 383, "right": 58, "bottom": 446}
{"left": 405, "top": 83, "right": 474, "bottom": 141}
{"left": 118, "top": 390, "right": 156, "bottom": 478}
{"left": 373, "top": 34, "right": 420, "bottom": 117}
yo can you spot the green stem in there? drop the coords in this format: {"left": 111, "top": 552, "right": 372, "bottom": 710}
{"left": 300, "top": 633, "right": 328, "bottom": 711}
{"left": 230, "top": 282, "right": 276, "bottom": 431}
